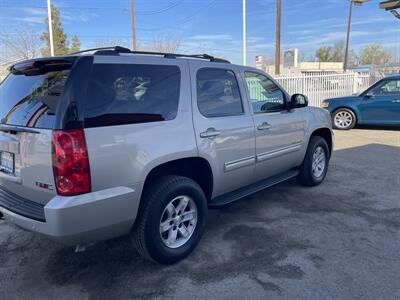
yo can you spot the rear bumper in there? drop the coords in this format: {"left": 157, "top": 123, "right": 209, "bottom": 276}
{"left": 0, "top": 185, "right": 140, "bottom": 245}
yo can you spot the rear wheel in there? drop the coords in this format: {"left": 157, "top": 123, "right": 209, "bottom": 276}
{"left": 332, "top": 108, "right": 356, "bottom": 130}
{"left": 132, "top": 175, "right": 207, "bottom": 264}
{"left": 297, "top": 136, "right": 330, "bottom": 186}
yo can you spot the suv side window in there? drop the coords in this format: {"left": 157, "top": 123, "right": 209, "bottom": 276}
{"left": 84, "top": 64, "right": 181, "bottom": 127}
{"left": 244, "top": 72, "right": 286, "bottom": 113}
{"left": 369, "top": 79, "right": 400, "bottom": 96}
{"left": 196, "top": 68, "right": 243, "bottom": 117}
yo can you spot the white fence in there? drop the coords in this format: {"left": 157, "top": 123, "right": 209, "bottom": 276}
{"left": 274, "top": 72, "right": 378, "bottom": 107}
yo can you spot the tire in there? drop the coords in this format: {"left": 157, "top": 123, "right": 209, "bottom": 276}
{"left": 297, "top": 136, "right": 330, "bottom": 186}
{"left": 132, "top": 175, "right": 208, "bottom": 264}
{"left": 332, "top": 108, "right": 356, "bottom": 130}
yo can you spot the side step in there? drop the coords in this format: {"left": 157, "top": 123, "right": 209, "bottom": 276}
{"left": 208, "top": 169, "right": 299, "bottom": 207}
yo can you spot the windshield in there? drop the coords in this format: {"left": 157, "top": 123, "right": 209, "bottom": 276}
{"left": 0, "top": 70, "right": 70, "bottom": 129}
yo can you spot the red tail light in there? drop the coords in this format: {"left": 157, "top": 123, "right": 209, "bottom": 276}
{"left": 52, "top": 129, "right": 91, "bottom": 196}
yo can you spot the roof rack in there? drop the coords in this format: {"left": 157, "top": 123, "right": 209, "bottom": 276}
{"left": 70, "top": 46, "right": 230, "bottom": 64}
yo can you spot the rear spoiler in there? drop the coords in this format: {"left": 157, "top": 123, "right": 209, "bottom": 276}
{"left": 9, "top": 57, "right": 77, "bottom": 76}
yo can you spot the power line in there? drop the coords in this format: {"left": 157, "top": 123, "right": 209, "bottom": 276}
{"left": 135, "top": 0, "right": 219, "bottom": 31}
{"left": 0, "top": 0, "right": 186, "bottom": 15}
{"left": 136, "top": 0, "right": 185, "bottom": 15}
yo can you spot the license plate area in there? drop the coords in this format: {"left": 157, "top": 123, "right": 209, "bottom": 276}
{"left": 0, "top": 151, "right": 15, "bottom": 174}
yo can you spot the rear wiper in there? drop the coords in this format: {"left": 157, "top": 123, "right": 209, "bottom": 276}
{"left": 0, "top": 124, "right": 40, "bottom": 134}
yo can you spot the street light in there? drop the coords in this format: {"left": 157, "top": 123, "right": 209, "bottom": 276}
{"left": 46, "top": 0, "right": 54, "bottom": 56}
{"left": 379, "top": 1, "right": 400, "bottom": 19}
{"left": 243, "top": 0, "right": 246, "bottom": 65}
{"left": 344, "top": 0, "right": 370, "bottom": 71}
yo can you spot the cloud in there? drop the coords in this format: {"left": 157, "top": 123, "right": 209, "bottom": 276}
{"left": 61, "top": 11, "right": 99, "bottom": 23}
{"left": 330, "top": 17, "right": 390, "bottom": 28}
{"left": 13, "top": 16, "right": 44, "bottom": 24}
{"left": 287, "top": 30, "right": 370, "bottom": 46}
{"left": 19, "top": 7, "right": 46, "bottom": 16}
{"left": 9, "top": 6, "right": 98, "bottom": 25}
{"left": 11, "top": 7, "right": 46, "bottom": 24}
{"left": 190, "top": 34, "right": 233, "bottom": 41}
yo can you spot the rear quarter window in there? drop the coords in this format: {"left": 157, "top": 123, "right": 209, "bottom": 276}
{"left": 84, "top": 64, "right": 181, "bottom": 127}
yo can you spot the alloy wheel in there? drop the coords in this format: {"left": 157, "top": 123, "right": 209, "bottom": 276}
{"left": 159, "top": 195, "right": 198, "bottom": 249}
{"left": 334, "top": 111, "right": 353, "bottom": 129}
{"left": 312, "top": 146, "right": 326, "bottom": 178}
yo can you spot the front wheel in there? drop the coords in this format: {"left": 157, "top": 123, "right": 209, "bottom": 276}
{"left": 297, "top": 136, "right": 330, "bottom": 186}
{"left": 332, "top": 108, "right": 356, "bottom": 130}
{"left": 132, "top": 175, "right": 207, "bottom": 264}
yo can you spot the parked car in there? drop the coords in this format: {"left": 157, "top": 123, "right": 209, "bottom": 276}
{"left": 0, "top": 47, "right": 333, "bottom": 264}
{"left": 322, "top": 75, "right": 400, "bottom": 129}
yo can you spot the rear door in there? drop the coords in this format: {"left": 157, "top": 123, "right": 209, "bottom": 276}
{"left": 190, "top": 62, "right": 256, "bottom": 198}
{"left": 241, "top": 71, "right": 306, "bottom": 181}
{"left": 0, "top": 60, "right": 73, "bottom": 206}
{"left": 359, "top": 78, "right": 400, "bottom": 124}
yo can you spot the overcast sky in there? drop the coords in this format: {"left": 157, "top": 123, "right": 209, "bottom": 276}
{"left": 0, "top": 0, "right": 399, "bottom": 64}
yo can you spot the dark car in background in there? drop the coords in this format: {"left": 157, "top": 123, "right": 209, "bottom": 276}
{"left": 322, "top": 75, "right": 400, "bottom": 129}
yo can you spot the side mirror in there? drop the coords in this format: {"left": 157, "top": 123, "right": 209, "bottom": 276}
{"left": 290, "top": 93, "right": 308, "bottom": 109}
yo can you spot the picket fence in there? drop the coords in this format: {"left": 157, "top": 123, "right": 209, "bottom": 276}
{"left": 273, "top": 72, "right": 379, "bottom": 107}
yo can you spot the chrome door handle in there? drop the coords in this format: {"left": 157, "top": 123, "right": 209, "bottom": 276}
{"left": 257, "top": 122, "right": 272, "bottom": 130}
{"left": 200, "top": 128, "right": 221, "bottom": 138}
{"left": 392, "top": 100, "right": 400, "bottom": 103}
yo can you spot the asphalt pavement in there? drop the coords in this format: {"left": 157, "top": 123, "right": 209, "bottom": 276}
{"left": 1, "top": 127, "right": 399, "bottom": 300}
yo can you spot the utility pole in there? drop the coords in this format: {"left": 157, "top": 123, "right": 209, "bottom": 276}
{"left": 343, "top": 1, "right": 353, "bottom": 71}
{"left": 344, "top": 0, "right": 369, "bottom": 71}
{"left": 130, "top": 0, "right": 137, "bottom": 50}
{"left": 243, "top": 0, "right": 247, "bottom": 65}
{"left": 275, "top": 0, "right": 281, "bottom": 75}
{"left": 47, "top": 0, "right": 54, "bottom": 56}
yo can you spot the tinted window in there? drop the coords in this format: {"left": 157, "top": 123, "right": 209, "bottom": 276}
{"left": 197, "top": 68, "right": 243, "bottom": 117}
{"left": 244, "top": 72, "right": 286, "bottom": 113}
{"left": 0, "top": 71, "right": 69, "bottom": 129}
{"left": 370, "top": 79, "right": 400, "bottom": 96}
{"left": 84, "top": 64, "right": 181, "bottom": 127}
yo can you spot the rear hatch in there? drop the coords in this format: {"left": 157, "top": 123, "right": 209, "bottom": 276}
{"left": 0, "top": 58, "right": 76, "bottom": 213}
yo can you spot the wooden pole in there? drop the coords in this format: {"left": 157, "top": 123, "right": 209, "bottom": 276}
{"left": 130, "top": 0, "right": 137, "bottom": 50}
{"left": 275, "top": 0, "right": 281, "bottom": 75}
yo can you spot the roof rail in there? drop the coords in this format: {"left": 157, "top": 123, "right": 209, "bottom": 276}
{"left": 69, "top": 46, "right": 131, "bottom": 55}
{"left": 70, "top": 46, "right": 231, "bottom": 64}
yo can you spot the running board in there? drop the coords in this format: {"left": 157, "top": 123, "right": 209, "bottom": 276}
{"left": 209, "top": 169, "right": 299, "bottom": 207}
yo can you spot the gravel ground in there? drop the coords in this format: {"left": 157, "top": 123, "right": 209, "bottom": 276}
{"left": 1, "top": 127, "right": 399, "bottom": 300}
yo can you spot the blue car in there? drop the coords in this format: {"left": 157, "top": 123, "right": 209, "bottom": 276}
{"left": 322, "top": 75, "right": 400, "bottom": 129}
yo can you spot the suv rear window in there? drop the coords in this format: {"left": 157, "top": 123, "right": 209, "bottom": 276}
{"left": 84, "top": 64, "right": 181, "bottom": 127}
{"left": 0, "top": 70, "right": 70, "bottom": 129}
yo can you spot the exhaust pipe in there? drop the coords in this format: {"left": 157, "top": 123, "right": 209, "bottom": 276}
{"left": 0, "top": 212, "right": 4, "bottom": 220}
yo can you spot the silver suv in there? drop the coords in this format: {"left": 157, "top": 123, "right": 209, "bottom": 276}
{"left": 0, "top": 47, "right": 332, "bottom": 264}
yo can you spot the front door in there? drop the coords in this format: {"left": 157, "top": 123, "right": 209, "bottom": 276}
{"left": 242, "top": 71, "right": 306, "bottom": 181}
{"left": 190, "top": 63, "right": 256, "bottom": 198}
{"left": 360, "top": 78, "right": 400, "bottom": 124}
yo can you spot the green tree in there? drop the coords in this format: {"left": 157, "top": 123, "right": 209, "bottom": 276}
{"left": 40, "top": 4, "right": 81, "bottom": 56}
{"left": 359, "top": 44, "right": 391, "bottom": 65}
{"left": 69, "top": 35, "right": 81, "bottom": 53}
{"left": 316, "top": 46, "right": 332, "bottom": 62}
{"left": 331, "top": 40, "right": 344, "bottom": 62}
{"left": 315, "top": 41, "right": 345, "bottom": 62}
